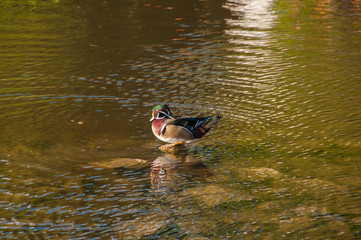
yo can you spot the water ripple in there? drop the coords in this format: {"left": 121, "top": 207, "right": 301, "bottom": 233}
{"left": 1, "top": 0, "right": 361, "bottom": 238}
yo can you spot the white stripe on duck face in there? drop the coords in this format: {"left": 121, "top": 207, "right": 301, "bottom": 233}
{"left": 156, "top": 110, "right": 174, "bottom": 120}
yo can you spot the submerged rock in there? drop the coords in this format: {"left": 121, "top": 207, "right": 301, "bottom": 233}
{"left": 183, "top": 184, "right": 254, "bottom": 208}
{"left": 290, "top": 178, "right": 361, "bottom": 215}
{"left": 115, "top": 212, "right": 167, "bottom": 239}
{"left": 93, "top": 158, "right": 149, "bottom": 169}
{"left": 233, "top": 167, "right": 281, "bottom": 182}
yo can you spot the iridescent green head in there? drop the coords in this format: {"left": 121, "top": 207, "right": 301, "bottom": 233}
{"left": 150, "top": 104, "right": 172, "bottom": 121}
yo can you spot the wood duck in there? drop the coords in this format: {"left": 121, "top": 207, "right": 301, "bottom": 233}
{"left": 150, "top": 104, "right": 220, "bottom": 144}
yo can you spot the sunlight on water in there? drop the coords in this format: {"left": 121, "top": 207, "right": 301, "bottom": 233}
{"left": 0, "top": 0, "right": 360, "bottom": 239}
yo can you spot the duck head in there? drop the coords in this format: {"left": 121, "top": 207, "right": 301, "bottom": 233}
{"left": 150, "top": 104, "right": 173, "bottom": 121}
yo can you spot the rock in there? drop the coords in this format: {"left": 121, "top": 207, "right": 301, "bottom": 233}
{"left": 176, "top": 219, "right": 218, "bottom": 236}
{"left": 183, "top": 184, "right": 254, "bottom": 208}
{"left": 233, "top": 167, "right": 281, "bottom": 182}
{"left": 299, "top": 218, "right": 351, "bottom": 239}
{"left": 276, "top": 216, "right": 314, "bottom": 236}
{"left": 351, "top": 216, "right": 361, "bottom": 225}
{"left": 115, "top": 212, "right": 167, "bottom": 239}
{"left": 290, "top": 178, "right": 361, "bottom": 215}
{"left": 93, "top": 158, "right": 149, "bottom": 169}
{"left": 159, "top": 143, "right": 188, "bottom": 155}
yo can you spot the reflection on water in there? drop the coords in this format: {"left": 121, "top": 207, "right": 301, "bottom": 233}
{"left": 151, "top": 153, "right": 210, "bottom": 191}
{"left": 1, "top": 0, "right": 361, "bottom": 238}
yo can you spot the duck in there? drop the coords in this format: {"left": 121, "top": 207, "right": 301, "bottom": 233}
{"left": 150, "top": 104, "right": 220, "bottom": 145}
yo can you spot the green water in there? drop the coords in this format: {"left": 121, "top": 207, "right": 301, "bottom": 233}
{"left": 0, "top": 0, "right": 360, "bottom": 239}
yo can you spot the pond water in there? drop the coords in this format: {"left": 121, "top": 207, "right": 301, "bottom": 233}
{"left": 1, "top": 0, "right": 361, "bottom": 239}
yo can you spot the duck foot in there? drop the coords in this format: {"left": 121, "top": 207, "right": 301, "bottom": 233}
{"left": 159, "top": 142, "right": 187, "bottom": 155}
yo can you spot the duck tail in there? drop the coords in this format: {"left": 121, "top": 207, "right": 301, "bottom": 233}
{"left": 201, "top": 116, "right": 221, "bottom": 129}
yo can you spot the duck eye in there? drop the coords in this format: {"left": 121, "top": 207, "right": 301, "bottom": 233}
{"left": 158, "top": 112, "right": 166, "bottom": 118}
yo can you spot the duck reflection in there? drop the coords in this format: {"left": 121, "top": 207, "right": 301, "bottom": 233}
{"left": 150, "top": 152, "right": 211, "bottom": 191}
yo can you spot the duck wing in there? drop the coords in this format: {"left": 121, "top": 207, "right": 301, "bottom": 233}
{"left": 161, "top": 117, "right": 212, "bottom": 138}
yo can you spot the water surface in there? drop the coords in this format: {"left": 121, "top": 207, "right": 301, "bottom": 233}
{"left": 1, "top": 0, "right": 361, "bottom": 239}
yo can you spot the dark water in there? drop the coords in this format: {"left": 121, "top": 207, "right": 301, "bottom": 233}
{"left": 1, "top": 0, "right": 361, "bottom": 239}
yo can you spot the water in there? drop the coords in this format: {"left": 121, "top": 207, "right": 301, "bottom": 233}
{"left": 1, "top": 0, "right": 360, "bottom": 239}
